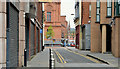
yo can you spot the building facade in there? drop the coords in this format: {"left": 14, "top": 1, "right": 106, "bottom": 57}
{"left": 74, "top": 1, "right": 81, "bottom": 49}
{"left": 74, "top": 1, "right": 91, "bottom": 49}
{"left": 81, "top": 2, "right": 91, "bottom": 50}
{"left": 91, "top": 0, "right": 120, "bottom": 57}
{"left": 44, "top": 2, "right": 68, "bottom": 46}
{"left": 0, "top": 1, "right": 43, "bottom": 68}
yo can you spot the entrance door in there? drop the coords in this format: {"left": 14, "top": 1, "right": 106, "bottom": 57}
{"left": 106, "top": 25, "right": 112, "bottom": 52}
{"left": 6, "top": 2, "right": 19, "bottom": 67}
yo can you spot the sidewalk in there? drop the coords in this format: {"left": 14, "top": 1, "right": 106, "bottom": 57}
{"left": 27, "top": 48, "right": 50, "bottom": 67}
{"left": 66, "top": 47, "right": 119, "bottom": 67}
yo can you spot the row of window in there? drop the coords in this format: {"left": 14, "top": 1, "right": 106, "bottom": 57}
{"left": 89, "top": 0, "right": 120, "bottom": 22}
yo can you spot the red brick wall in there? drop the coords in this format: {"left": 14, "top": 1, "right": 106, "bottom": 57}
{"left": 44, "top": 2, "right": 63, "bottom": 41}
{"left": 82, "top": 2, "right": 91, "bottom": 25}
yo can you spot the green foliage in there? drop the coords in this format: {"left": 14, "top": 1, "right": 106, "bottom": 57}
{"left": 46, "top": 25, "right": 55, "bottom": 39}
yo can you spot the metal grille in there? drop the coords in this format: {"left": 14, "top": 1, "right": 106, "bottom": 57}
{"left": 30, "top": 22, "right": 35, "bottom": 56}
{"left": 36, "top": 28, "right": 39, "bottom": 53}
{"left": 6, "top": 3, "right": 19, "bottom": 67}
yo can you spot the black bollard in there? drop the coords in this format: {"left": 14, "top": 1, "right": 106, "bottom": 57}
{"left": 24, "top": 49, "right": 27, "bottom": 67}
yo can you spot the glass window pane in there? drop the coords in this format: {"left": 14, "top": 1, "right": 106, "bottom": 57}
{"left": 119, "top": 6, "right": 120, "bottom": 14}
{"left": 97, "top": 8, "right": 100, "bottom": 14}
{"left": 96, "top": 15, "right": 100, "bottom": 22}
{"left": 107, "top": 0, "right": 111, "bottom": 7}
{"left": 118, "top": 0, "right": 120, "bottom": 4}
{"left": 47, "top": 12, "right": 51, "bottom": 22}
{"left": 97, "top": 0, "right": 100, "bottom": 7}
{"left": 107, "top": 8, "right": 112, "bottom": 16}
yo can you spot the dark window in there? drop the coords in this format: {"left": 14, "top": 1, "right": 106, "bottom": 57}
{"left": 96, "top": 0, "right": 100, "bottom": 22}
{"left": 47, "top": 12, "right": 51, "bottom": 22}
{"left": 107, "top": 0, "right": 112, "bottom": 16}
{"left": 114, "top": 0, "right": 120, "bottom": 16}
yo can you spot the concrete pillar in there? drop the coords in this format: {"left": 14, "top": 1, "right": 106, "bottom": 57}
{"left": 19, "top": 2, "right": 25, "bottom": 67}
{"left": 102, "top": 25, "right": 106, "bottom": 53}
{"left": 0, "top": 1, "right": 6, "bottom": 68}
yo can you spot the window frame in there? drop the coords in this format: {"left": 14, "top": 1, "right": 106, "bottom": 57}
{"left": 114, "top": 0, "right": 120, "bottom": 16}
{"left": 89, "top": 4, "right": 91, "bottom": 17}
{"left": 107, "top": 0, "right": 112, "bottom": 17}
{"left": 47, "top": 12, "right": 51, "bottom": 22}
{"left": 96, "top": 0, "right": 100, "bottom": 22}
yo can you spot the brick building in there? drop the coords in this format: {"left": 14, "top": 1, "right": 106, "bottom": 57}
{"left": 0, "top": 2, "right": 43, "bottom": 68}
{"left": 74, "top": 1, "right": 91, "bottom": 49}
{"left": 44, "top": 2, "right": 68, "bottom": 46}
{"left": 91, "top": 0, "right": 120, "bottom": 57}
{"left": 81, "top": 2, "right": 91, "bottom": 50}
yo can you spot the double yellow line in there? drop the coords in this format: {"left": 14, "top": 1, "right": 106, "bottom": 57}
{"left": 64, "top": 48, "right": 101, "bottom": 63}
{"left": 54, "top": 50, "right": 67, "bottom": 63}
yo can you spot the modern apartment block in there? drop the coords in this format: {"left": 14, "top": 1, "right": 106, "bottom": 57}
{"left": 0, "top": 1, "right": 43, "bottom": 68}
{"left": 44, "top": 2, "right": 68, "bottom": 46}
{"left": 91, "top": 0, "right": 120, "bottom": 57}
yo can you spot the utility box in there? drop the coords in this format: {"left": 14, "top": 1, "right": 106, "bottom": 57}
{"left": 82, "top": 24, "right": 91, "bottom": 50}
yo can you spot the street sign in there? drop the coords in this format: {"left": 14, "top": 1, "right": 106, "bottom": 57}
{"left": 40, "top": 29, "right": 43, "bottom": 33}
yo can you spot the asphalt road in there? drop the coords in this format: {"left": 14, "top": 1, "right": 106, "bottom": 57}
{"left": 53, "top": 48, "right": 98, "bottom": 63}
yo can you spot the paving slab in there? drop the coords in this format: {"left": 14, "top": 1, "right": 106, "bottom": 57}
{"left": 27, "top": 48, "right": 50, "bottom": 67}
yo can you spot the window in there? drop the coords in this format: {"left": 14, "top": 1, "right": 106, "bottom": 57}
{"left": 107, "top": 0, "right": 112, "bottom": 17}
{"left": 114, "top": 0, "right": 120, "bottom": 16}
{"left": 47, "top": 12, "right": 51, "bottom": 22}
{"left": 89, "top": 4, "right": 91, "bottom": 17}
{"left": 96, "top": 0, "right": 100, "bottom": 22}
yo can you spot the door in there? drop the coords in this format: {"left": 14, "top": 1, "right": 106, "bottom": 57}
{"left": 30, "top": 22, "right": 35, "bottom": 57}
{"left": 106, "top": 25, "right": 112, "bottom": 52}
{"left": 6, "top": 2, "right": 19, "bottom": 67}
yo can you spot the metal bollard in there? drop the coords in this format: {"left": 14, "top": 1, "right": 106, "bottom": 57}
{"left": 49, "top": 49, "right": 55, "bottom": 69}
{"left": 51, "top": 58, "right": 55, "bottom": 69}
{"left": 24, "top": 49, "right": 27, "bottom": 67}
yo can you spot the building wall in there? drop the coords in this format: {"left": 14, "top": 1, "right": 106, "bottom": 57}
{"left": 0, "top": 2, "right": 43, "bottom": 68}
{"left": 44, "top": 2, "right": 68, "bottom": 45}
{"left": 82, "top": 2, "right": 91, "bottom": 25}
{"left": 91, "top": 2, "right": 102, "bottom": 52}
{"left": 91, "top": 1, "right": 120, "bottom": 57}
{"left": 0, "top": 1, "right": 6, "bottom": 68}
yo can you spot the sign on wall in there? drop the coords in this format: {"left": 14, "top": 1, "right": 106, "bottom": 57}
{"left": 40, "top": 29, "right": 43, "bottom": 33}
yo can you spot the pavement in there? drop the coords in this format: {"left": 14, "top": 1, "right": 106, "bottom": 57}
{"left": 66, "top": 47, "right": 119, "bottom": 67}
{"left": 27, "top": 48, "right": 50, "bottom": 67}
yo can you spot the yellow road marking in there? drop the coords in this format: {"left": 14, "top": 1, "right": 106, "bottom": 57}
{"left": 56, "top": 51, "right": 67, "bottom": 63}
{"left": 54, "top": 50, "right": 64, "bottom": 63}
{"left": 64, "top": 48, "right": 101, "bottom": 63}
{"left": 54, "top": 50, "right": 67, "bottom": 63}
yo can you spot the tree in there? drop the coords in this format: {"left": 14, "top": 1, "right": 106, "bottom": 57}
{"left": 46, "top": 25, "right": 55, "bottom": 39}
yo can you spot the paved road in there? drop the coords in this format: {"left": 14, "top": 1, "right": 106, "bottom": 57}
{"left": 53, "top": 47, "right": 102, "bottom": 64}
{"left": 54, "top": 48, "right": 94, "bottom": 63}
{"left": 52, "top": 47, "right": 114, "bottom": 67}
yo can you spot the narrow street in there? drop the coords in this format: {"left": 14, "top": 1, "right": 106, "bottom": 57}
{"left": 0, "top": 0, "right": 120, "bottom": 69}
{"left": 50, "top": 47, "right": 112, "bottom": 67}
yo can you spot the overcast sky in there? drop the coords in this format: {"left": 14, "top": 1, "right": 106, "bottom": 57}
{"left": 61, "top": 0, "right": 75, "bottom": 28}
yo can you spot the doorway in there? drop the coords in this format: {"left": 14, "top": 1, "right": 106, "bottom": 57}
{"left": 106, "top": 25, "right": 112, "bottom": 52}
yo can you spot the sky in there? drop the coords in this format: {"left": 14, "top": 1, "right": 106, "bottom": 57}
{"left": 61, "top": 0, "right": 75, "bottom": 28}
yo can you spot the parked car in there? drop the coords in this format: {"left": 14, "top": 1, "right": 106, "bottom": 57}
{"left": 70, "top": 43, "right": 75, "bottom": 47}
{"left": 67, "top": 43, "right": 71, "bottom": 47}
